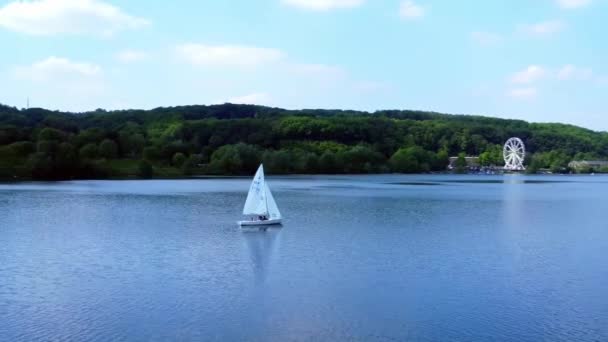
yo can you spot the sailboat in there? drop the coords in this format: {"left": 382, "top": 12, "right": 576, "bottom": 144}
{"left": 238, "top": 164, "right": 282, "bottom": 227}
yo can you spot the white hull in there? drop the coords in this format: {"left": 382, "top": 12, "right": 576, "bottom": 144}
{"left": 238, "top": 219, "right": 282, "bottom": 227}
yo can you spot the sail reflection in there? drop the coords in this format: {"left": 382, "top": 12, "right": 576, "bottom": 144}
{"left": 241, "top": 227, "right": 281, "bottom": 284}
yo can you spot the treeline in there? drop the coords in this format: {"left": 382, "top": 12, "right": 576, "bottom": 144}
{"left": 1, "top": 103, "right": 607, "bottom": 179}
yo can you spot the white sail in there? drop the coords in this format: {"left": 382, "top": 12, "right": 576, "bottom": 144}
{"left": 242, "top": 165, "right": 268, "bottom": 215}
{"left": 265, "top": 183, "right": 281, "bottom": 220}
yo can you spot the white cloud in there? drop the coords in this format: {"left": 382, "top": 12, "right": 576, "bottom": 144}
{"left": 0, "top": 0, "right": 149, "bottom": 37}
{"left": 173, "top": 42, "right": 390, "bottom": 109}
{"left": 557, "top": 0, "right": 592, "bottom": 9}
{"left": 226, "top": 93, "right": 272, "bottom": 105}
{"left": 176, "top": 44, "right": 286, "bottom": 68}
{"left": 519, "top": 20, "right": 564, "bottom": 37}
{"left": 11, "top": 57, "right": 105, "bottom": 110}
{"left": 507, "top": 87, "right": 538, "bottom": 99}
{"left": 557, "top": 64, "right": 593, "bottom": 80}
{"left": 281, "top": 0, "right": 365, "bottom": 11}
{"left": 510, "top": 65, "right": 546, "bottom": 84}
{"left": 13, "top": 56, "right": 102, "bottom": 82}
{"left": 399, "top": 0, "right": 425, "bottom": 19}
{"left": 116, "top": 50, "right": 148, "bottom": 63}
{"left": 470, "top": 31, "right": 502, "bottom": 46}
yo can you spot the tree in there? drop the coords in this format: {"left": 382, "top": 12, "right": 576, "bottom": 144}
{"left": 73, "top": 128, "right": 104, "bottom": 147}
{"left": 390, "top": 148, "right": 419, "bottom": 173}
{"left": 172, "top": 152, "right": 186, "bottom": 167}
{"left": 137, "top": 160, "right": 154, "bottom": 179}
{"left": 0, "top": 125, "right": 21, "bottom": 145}
{"left": 37, "top": 140, "right": 57, "bottom": 155}
{"left": 79, "top": 143, "right": 98, "bottom": 159}
{"left": 479, "top": 152, "right": 491, "bottom": 166}
{"left": 26, "top": 153, "right": 52, "bottom": 179}
{"left": 99, "top": 139, "right": 118, "bottom": 159}
{"left": 0, "top": 141, "right": 35, "bottom": 163}
{"left": 319, "top": 151, "right": 338, "bottom": 173}
{"left": 478, "top": 144, "right": 503, "bottom": 166}
{"left": 38, "top": 127, "right": 66, "bottom": 141}
{"left": 4, "top": 102, "right": 608, "bottom": 179}
{"left": 390, "top": 147, "right": 422, "bottom": 173}
{"left": 55, "top": 142, "right": 78, "bottom": 177}
{"left": 6, "top": 141, "right": 34, "bottom": 158}
{"left": 263, "top": 150, "right": 291, "bottom": 174}
{"left": 341, "top": 145, "right": 384, "bottom": 173}
{"left": 389, "top": 146, "right": 438, "bottom": 173}
{"left": 119, "top": 131, "right": 145, "bottom": 157}
{"left": 302, "top": 153, "right": 319, "bottom": 174}
{"left": 434, "top": 149, "right": 449, "bottom": 170}
{"left": 143, "top": 146, "right": 161, "bottom": 161}
{"left": 527, "top": 150, "right": 570, "bottom": 174}
{"left": 182, "top": 155, "right": 202, "bottom": 175}
{"left": 208, "top": 143, "right": 261, "bottom": 174}
{"left": 526, "top": 153, "right": 544, "bottom": 174}
{"left": 455, "top": 152, "right": 467, "bottom": 173}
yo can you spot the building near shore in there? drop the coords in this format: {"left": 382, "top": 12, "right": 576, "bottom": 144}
{"left": 448, "top": 156, "right": 480, "bottom": 169}
{"left": 568, "top": 160, "right": 608, "bottom": 170}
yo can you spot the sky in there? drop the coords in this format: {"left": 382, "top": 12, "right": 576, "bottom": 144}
{"left": 0, "top": 0, "right": 606, "bottom": 130}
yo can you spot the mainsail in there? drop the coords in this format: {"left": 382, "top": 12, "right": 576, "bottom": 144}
{"left": 243, "top": 165, "right": 269, "bottom": 216}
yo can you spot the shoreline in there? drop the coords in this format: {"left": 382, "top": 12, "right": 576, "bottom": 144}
{"left": 0, "top": 172, "right": 596, "bottom": 183}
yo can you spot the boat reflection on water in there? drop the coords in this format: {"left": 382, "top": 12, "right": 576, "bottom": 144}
{"left": 241, "top": 227, "right": 282, "bottom": 284}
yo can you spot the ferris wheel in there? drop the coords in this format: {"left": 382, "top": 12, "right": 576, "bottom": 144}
{"left": 503, "top": 137, "right": 526, "bottom": 171}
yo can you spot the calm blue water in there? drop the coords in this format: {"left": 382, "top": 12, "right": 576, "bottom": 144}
{"left": 1, "top": 175, "right": 607, "bottom": 341}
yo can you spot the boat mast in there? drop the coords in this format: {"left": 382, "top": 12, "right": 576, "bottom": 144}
{"left": 263, "top": 178, "right": 269, "bottom": 217}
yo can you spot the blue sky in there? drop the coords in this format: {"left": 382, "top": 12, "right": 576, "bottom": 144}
{"left": 0, "top": 0, "right": 606, "bottom": 129}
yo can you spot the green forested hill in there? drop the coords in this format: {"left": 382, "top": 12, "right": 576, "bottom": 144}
{"left": 0, "top": 103, "right": 606, "bottom": 179}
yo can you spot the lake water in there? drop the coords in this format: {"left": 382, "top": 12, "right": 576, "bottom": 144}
{"left": 1, "top": 175, "right": 607, "bottom": 341}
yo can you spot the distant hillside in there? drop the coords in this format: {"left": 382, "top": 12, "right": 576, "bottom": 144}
{"left": 1, "top": 103, "right": 606, "bottom": 179}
